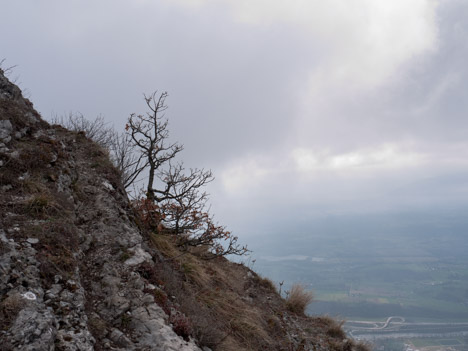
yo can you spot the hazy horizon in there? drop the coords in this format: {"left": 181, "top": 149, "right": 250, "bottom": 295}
{"left": 2, "top": 1, "right": 468, "bottom": 257}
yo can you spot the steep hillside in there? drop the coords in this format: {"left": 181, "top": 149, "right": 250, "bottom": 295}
{"left": 0, "top": 69, "right": 369, "bottom": 351}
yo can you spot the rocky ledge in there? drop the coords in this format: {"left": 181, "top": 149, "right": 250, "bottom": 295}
{"left": 0, "top": 69, "right": 202, "bottom": 350}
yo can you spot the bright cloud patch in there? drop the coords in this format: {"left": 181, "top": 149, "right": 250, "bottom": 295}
{"left": 171, "top": 0, "right": 439, "bottom": 88}
{"left": 220, "top": 144, "right": 425, "bottom": 197}
{"left": 220, "top": 158, "right": 271, "bottom": 193}
{"left": 292, "top": 144, "right": 425, "bottom": 172}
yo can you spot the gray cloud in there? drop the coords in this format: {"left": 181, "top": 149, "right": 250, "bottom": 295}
{"left": 2, "top": 0, "right": 468, "bottom": 239}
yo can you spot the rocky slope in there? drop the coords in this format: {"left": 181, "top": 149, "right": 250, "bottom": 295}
{"left": 0, "top": 69, "right": 370, "bottom": 351}
{"left": 0, "top": 69, "right": 202, "bottom": 350}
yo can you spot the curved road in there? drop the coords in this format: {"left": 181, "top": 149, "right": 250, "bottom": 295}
{"left": 378, "top": 316, "right": 405, "bottom": 330}
{"left": 347, "top": 316, "right": 405, "bottom": 330}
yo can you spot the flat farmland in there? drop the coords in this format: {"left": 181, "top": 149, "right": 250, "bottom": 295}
{"left": 249, "top": 212, "right": 468, "bottom": 322}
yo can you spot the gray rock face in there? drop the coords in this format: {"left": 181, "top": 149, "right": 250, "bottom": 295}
{"left": 0, "top": 69, "right": 201, "bottom": 350}
{"left": 0, "top": 119, "right": 13, "bottom": 143}
{"left": 0, "top": 70, "right": 23, "bottom": 100}
{"left": 9, "top": 307, "right": 57, "bottom": 351}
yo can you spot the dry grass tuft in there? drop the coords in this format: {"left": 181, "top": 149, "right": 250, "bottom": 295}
{"left": 26, "top": 193, "right": 61, "bottom": 217}
{"left": 150, "top": 234, "right": 179, "bottom": 257}
{"left": 354, "top": 341, "right": 373, "bottom": 351}
{"left": 0, "top": 99, "right": 42, "bottom": 131}
{"left": 21, "top": 220, "right": 79, "bottom": 285}
{"left": 87, "top": 315, "right": 108, "bottom": 339}
{"left": 326, "top": 320, "right": 346, "bottom": 339}
{"left": 286, "top": 284, "right": 314, "bottom": 314}
{"left": 141, "top": 235, "right": 282, "bottom": 350}
{"left": 85, "top": 142, "right": 122, "bottom": 187}
{"left": 255, "top": 275, "right": 276, "bottom": 292}
{"left": 0, "top": 294, "right": 23, "bottom": 330}
{"left": 143, "top": 230, "right": 357, "bottom": 351}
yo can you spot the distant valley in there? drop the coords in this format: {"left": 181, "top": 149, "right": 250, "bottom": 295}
{"left": 241, "top": 210, "right": 468, "bottom": 349}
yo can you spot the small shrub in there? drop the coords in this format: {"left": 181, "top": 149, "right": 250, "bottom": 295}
{"left": 132, "top": 198, "right": 163, "bottom": 230}
{"left": 286, "top": 284, "right": 313, "bottom": 314}
{"left": 326, "top": 320, "right": 346, "bottom": 339}
{"left": 152, "top": 289, "right": 169, "bottom": 310}
{"left": 170, "top": 312, "right": 193, "bottom": 341}
{"left": 137, "top": 262, "right": 160, "bottom": 284}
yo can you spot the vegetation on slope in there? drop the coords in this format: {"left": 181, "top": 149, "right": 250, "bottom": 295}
{"left": 130, "top": 205, "right": 370, "bottom": 350}
{"left": 0, "top": 67, "right": 371, "bottom": 350}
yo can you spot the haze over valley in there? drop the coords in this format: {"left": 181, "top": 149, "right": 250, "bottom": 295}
{"left": 2, "top": 1, "right": 468, "bottom": 350}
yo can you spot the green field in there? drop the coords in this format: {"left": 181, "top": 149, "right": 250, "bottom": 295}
{"left": 410, "top": 339, "right": 439, "bottom": 347}
{"left": 374, "top": 338, "right": 468, "bottom": 351}
{"left": 249, "top": 212, "right": 468, "bottom": 322}
{"left": 256, "top": 251, "right": 468, "bottom": 321}
{"left": 439, "top": 339, "right": 462, "bottom": 345}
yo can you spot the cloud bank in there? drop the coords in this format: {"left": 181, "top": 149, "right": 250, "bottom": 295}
{"left": 2, "top": 0, "right": 468, "bottom": 237}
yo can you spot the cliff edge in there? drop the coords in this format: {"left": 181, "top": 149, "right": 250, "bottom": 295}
{"left": 0, "top": 70, "right": 369, "bottom": 351}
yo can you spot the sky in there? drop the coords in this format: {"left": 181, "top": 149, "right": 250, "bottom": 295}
{"left": 2, "top": 0, "right": 468, "bottom": 245}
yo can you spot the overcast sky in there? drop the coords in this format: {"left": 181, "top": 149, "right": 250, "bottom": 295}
{"left": 2, "top": 0, "right": 468, "bottom": 241}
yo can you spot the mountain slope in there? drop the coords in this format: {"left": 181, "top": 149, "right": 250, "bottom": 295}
{"left": 0, "top": 69, "right": 369, "bottom": 351}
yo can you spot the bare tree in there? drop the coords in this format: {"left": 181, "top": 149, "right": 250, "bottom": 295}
{"left": 49, "top": 112, "right": 143, "bottom": 194}
{"left": 51, "top": 113, "right": 115, "bottom": 148}
{"left": 133, "top": 195, "right": 248, "bottom": 259}
{"left": 158, "top": 163, "right": 213, "bottom": 233}
{"left": 108, "top": 132, "right": 144, "bottom": 189}
{"left": 126, "top": 92, "right": 183, "bottom": 200}
{"left": 127, "top": 91, "right": 249, "bottom": 258}
{"left": 0, "top": 59, "right": 17, "bottom": 76}
{"left": 52, "top": 92, "right": 250, "bottom": 258}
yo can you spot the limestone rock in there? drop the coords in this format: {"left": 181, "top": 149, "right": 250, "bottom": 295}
{"left": 0, "top": 69, "right": 201, "bottom": 351}
{"left": 0, "top": 119, "right": 13, "bottom": 143}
